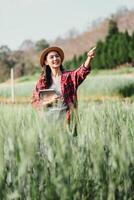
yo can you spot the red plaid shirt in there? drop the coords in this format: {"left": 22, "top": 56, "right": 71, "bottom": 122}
{"left": 31, "top": 63, "right": 91, "bottom": 120}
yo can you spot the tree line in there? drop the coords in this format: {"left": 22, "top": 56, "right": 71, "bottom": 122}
{"left": 0, "top": 19, "right": 134, "bottom": 82}
{"left": 64, "top": 19, "right": 134, "bottom": 70}
{"left": 0, "top": 39, "right": 49, "bottom": 82}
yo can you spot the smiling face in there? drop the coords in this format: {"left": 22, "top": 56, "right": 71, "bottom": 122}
{"left": 45, "top": 51, "right": 62, "bottom": 69}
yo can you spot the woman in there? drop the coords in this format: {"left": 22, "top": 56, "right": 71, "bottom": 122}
{"left": 31, "top": 46, "right": 96, "bottom": 124}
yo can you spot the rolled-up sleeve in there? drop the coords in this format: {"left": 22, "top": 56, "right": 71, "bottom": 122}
{"left": 31, "top": 79, "right": 45, "bottom": 109}
{"left": 72, "top": 63, "right": 91, "bottom": 88}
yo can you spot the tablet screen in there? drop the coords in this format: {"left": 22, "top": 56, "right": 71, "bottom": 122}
{"left": 39, "top": 89, "right": 57, "bottom": 100}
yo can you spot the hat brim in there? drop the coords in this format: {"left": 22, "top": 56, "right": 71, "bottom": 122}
{"left": 40, "top": 46, "right": 64, "bottom": 67}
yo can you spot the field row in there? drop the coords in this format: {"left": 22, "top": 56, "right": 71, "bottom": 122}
{"left": 0, "top": 74, "right": 134, "bottom": 100}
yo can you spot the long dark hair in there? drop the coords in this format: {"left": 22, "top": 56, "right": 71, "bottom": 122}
{"left": 41, "top": 65, "right": 64, "bottom": 88}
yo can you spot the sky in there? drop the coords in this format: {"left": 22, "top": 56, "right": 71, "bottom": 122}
{"left": 0, "top": 0, "right": 134, "bottom": 50}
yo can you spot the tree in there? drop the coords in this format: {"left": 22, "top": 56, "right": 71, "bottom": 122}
{"left": 0, "top": 45, "right": 11, "bottom": 53}
{"left": 35, "top": 39, "right": 49, "bottom": 52}
{"left": 72, "top": 55, "right": 78, "bottom": 69}
{"left": 117, "top": 32, "right": 130, "bottom": 64}
{"left": 92, "top": 41, "right": 104, "bottom": 69}
{"left": 129, "top": 32, "right": 134, "bottom": 63}
{"left": 64, "top": 60, "right": 72, "bottom": 70}
{"left": 0, "top": 45, "right": 11, "bottom": 62}
{"left": 0, "top": 45, "right": 13, "bottom": 82}
{"left": 106, "top": 19, "right": 119, "bottom": 41}
{"left": 0, "top": 45, "right": 16, "bottom": 69}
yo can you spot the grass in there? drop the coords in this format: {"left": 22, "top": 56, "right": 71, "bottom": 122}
{"left": 0, "top": 66, "right": 134, "bottom": 199}
{"left": 1, "top": 73, "right": 134, "bottom": 101}
{"left": 16, "top": 73, "right": 40, "bottom": 83}
{"left": 91, "top": 65, "right": 134, "bottom": 76}
{"left": 78, "top": 74, "right": 134, "bottom": 98}
{"left": 0, "top": 81, "right": 35, "bottom": 98}
{"left": 0, "top": 101, "right": 134, "bottom": 199}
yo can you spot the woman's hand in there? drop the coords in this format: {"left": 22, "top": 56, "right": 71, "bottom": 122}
{"left": 87, "top": 47, "right": 96, "bottom": 59}
{"left": 84, "top": 47, "right": 96, "bottom": 68}
{"left": 42, "top": 94, "right": 60, "bottom": 106}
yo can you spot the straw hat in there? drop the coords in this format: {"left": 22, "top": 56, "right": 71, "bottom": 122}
{"left": 40, "top": 46, "right": 64, "bottom": 67}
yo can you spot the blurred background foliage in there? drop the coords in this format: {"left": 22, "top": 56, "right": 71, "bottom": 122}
{"left": 1, "top": 16, "right": 134, "bottom": 82}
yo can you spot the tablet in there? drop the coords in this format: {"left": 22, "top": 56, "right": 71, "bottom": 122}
{"left": 39, "top": 89, "right": 57, "bottom": 100}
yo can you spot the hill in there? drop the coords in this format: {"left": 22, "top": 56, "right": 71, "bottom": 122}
{"left": 51, "top": 9, "right": 134, "bottom": 60}
{"left": 1, "top": 9, "right": 134, "bottom": 83}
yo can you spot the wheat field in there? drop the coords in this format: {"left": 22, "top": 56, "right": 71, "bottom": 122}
{"left": 0, "top": 100, "right": 134, "bottom": 199}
